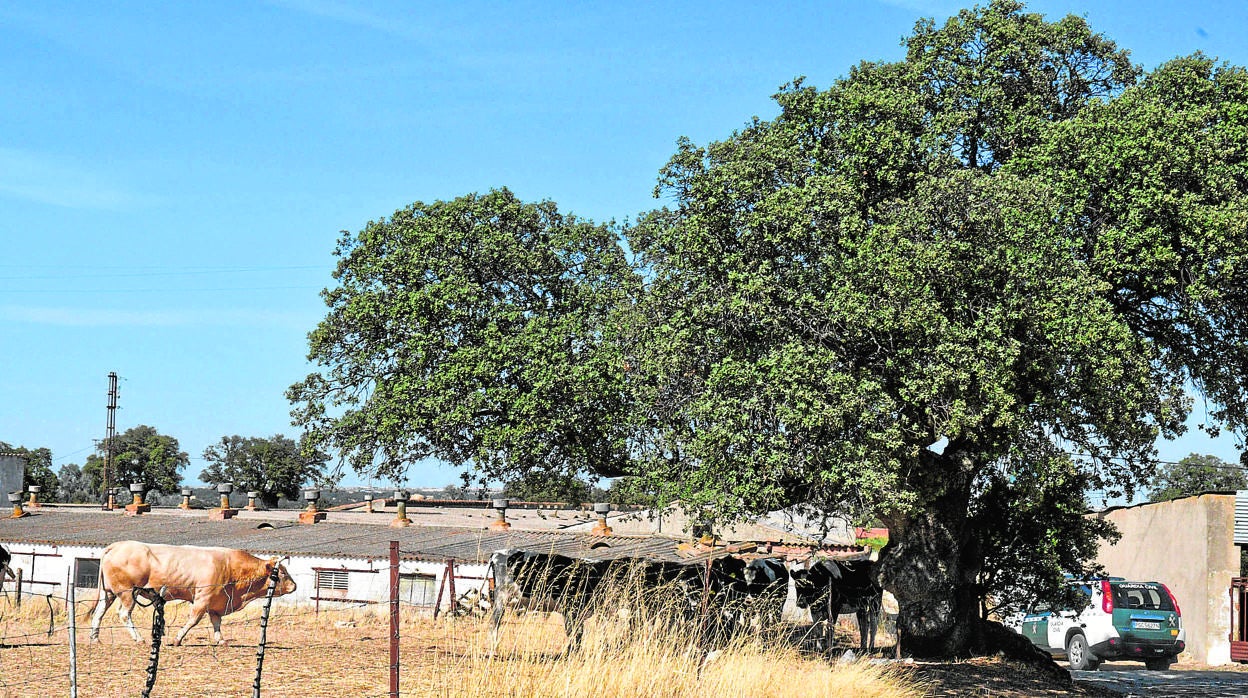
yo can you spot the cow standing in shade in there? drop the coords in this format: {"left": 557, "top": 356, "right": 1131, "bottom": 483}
{"left": 792, "top": 557, "right": 883, "bottom": 653}
{"left": 89, "top": 540, "right": 297, "bottom": 646}
{"left": 487, "top": 550, "right": 611, "bottom": 653}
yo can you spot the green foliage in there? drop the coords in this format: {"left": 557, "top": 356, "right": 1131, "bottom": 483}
{"left": 501, "top": 471, "right": 601, "bottom": 504}
{"left": 0, "top": 443, "right": 58, "bottom": 495}
{"left": 623, "top": 0, "right": 1248, "bottom": 655}
{"left": 974, "top": 438, "right": 1119, "bottom": 618}
{"left": 856, "top": 536, "right": 889, "bottom": 551}
{"left": 82, "top": 425, "right": 187, "bottom": 496}
{"left": 289, "top": 188, "right": 638, "bottom": 485}
{"left": 199, "top": 434, "right": 329, "bottom": 508}
{"left": 56, "top": 463, "right": 93, "bottom": 503}
{"left": 605, "top": 477, "right": 659, "bottom": 508}
{"left": 1148, "top": 453, "right": 1248, "bottom": 502}
{"left": 289, "top": 0, "right": 1248, "bottom": 657}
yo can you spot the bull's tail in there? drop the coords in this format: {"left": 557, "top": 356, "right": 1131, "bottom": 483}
{"left": 87, "top": 546, "right": 117, "bottom": 637}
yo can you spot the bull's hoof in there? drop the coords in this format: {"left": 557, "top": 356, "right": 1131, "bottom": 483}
{"left": 216, "top": 639, "right": 229, "bottom": 647}
{"left": 170, "top": 638, "right": 182, "bottom": 647}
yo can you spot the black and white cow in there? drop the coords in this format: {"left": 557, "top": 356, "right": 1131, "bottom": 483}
{"left": 0, "top": 543, "right": 11, "bottom": 585}
{"left": 706, "top": 556, "right": 790, "bottom": 637}
{"left": 792, "top": 557, "right": 883, "bottom": 653}
{"left": 487, "top": 549, "right": 611, "bottom": 652}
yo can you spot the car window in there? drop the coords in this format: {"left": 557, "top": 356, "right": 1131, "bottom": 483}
{"left": 1110, "top": 583, "right": 1173, "bottom": 611}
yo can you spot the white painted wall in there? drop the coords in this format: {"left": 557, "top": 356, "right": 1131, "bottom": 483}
{"left": 0, "top": 541, "right": 488, "bottom": 618}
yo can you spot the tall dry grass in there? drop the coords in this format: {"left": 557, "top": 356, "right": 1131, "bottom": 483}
{"left": 0, "top": 573, "right": 927, "bottom": 697}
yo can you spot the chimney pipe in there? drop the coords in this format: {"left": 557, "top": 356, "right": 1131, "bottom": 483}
{"left": 389, "top": 490, "right": 411, "bottom": 528}
{"left": 489, "top": 498, "right": 512, "bottom": 531}
{"left": 179, "top": 487, "right": 193, "bottom": 510}
{"left": 26, "top": 485, "right": 42, "bottom": 508}
{"left": 363, "top": 492, "right": 374, "bottom": 514}
{"left": 124, "top": 482, "right": 150, "bottom": 516}
{"left": 299, "top": 489, "right": 326, "bottom": 524}
{"left": 209, "top": 482, "right": 238, "bottom": 520}
{"left": 591, "top": 502, "right": 613, "bottom": 535}
{"left": 245, "top": 491, "right": 260, "bottom": 511}
{"left": 8, "top": 491, "right": 29, "bottom": 518}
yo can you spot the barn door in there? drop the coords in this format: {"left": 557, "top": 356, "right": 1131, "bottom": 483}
{"left": 1232, "top": 577, "right": 1248, "bottom": 664}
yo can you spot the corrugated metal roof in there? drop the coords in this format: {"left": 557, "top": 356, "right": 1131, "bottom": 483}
{"left": 1236, "top": 490, "right": 1248, "bottom": 546}
{"left": 0, "top": 508, "right": 699, "bottom": 564}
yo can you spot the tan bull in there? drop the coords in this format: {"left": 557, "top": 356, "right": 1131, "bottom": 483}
{"left": 89, "top": 540, "right": 296, "bottom": 646}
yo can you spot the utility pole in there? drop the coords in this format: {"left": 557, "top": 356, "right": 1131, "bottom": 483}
{"left": 104, "top": 371, "right": 118, "bottom": 510}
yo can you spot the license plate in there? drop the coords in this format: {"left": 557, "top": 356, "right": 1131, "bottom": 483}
{"left": 1134, "top": 621, "right": 1161, "bottom": 630}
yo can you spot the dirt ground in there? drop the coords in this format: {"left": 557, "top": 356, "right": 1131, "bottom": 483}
{"left": 0, "top": 600, "right": 1187, "bottom": 697}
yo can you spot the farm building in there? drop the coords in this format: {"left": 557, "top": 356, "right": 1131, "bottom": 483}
{"left": 0, "top": 496, "right": 860, "bottom": 620}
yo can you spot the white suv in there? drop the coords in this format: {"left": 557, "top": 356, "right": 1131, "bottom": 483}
{"left": 1005, "top": 578, "right": 1185, "bottom": 670}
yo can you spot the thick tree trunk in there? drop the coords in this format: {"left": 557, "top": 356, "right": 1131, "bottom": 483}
{"left": 875, "top": 447, "right": 979, "bottom": 657}
{"left": 875, "top": 447, "right": 1069, "bottom": 682}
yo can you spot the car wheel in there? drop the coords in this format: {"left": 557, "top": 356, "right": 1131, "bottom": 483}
{"left": 1066, "top": 633, "right": 1098, "bottom": 671}
{"left": 1144, "top": 657, "right": 1173, "bottom": 671}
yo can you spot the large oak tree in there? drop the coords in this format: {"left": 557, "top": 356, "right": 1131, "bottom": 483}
{"left": 626, "top": 0, "right": 1248, "bottom": 658}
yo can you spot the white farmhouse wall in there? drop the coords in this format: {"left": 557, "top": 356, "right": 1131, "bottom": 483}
{"left": 1, "top": 541, "right": 488, "bottom": 619}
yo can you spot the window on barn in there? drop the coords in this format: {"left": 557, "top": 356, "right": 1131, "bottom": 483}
{"left": 315, "top": 569, "right": 350, "bottom": 592}
{"left": 399, "top": 573, "right": 437, "bottom": 607}
{"left": 75, "top": 559, "right": 100, "bottom": 589}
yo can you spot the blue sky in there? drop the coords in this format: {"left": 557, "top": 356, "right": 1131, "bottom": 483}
{"left": 2, "top": 1, "right": 1245, "bottom": 494}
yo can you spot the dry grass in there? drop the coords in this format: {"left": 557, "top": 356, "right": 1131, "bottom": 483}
{"left": 0, "top": 590, "right": 925, "bottom": 698}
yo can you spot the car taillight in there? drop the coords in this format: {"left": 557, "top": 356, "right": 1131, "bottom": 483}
{"left": 1162, "top": 584, "right": 1181, "bottom": 616}
{"left": 1101, "top": 580, "right": 1114, "bottom": 614}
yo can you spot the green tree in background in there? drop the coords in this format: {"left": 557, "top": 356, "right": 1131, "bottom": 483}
{"left": 289, "top": 188, "right": 638, "bottom": 486}
{"left": 56, "top": 463, "right": 92, "bottom": 503}
{"left": 1149, "top": 453, "right": 1248, "bottom": 502}
{"left": 501, "top": 471, "right": 599, "bottom": 504}
{"left": 0, "top": 442, "right": 58, "bottom": 495}
{"left": 199, "top": 434, "right": 329, "bottom": 508}
{"left": 82, "top": 425, "right": 187, "bottom": 496}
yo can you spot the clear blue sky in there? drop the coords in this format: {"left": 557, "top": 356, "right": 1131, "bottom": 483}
{"left": 3, "top": 1, "right": 1245, "bottom": 494}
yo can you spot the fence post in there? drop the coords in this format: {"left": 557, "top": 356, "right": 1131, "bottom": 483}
{"left": 432, "top": 570, "right": 447, "bottom": 620}
{"left": 390, "top": 540, "right": 399, "bottom": 698}
{"left": 14, "top": 568, "right": 21, "bottom": 610}
{"left": 447, "top": 560, "right": 456, "bottom": 617}
{"left": 68, "top": 573, "right": 78, "bottom": 698}
{"left": 140, "top": 589, "right": 166, "bottom": 698}
{"left": 253, "top": 558, "right": 285, "bottom": 698}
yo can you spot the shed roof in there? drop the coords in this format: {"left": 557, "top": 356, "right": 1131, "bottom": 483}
{"left": 0, "top": 507, "right": 739, "bottom": 564}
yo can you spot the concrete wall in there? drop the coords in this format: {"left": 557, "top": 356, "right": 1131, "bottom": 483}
{"left": 0, "top": 454, "right": 24, "bottom": 501}
{"left": 1093, "top": 494, "right": 1238, "bottom": 664}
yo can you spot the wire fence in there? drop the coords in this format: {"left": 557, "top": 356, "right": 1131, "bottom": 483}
{"left": 0, "top": 542, "right": 487, "bottom": 697}
{"left": 0, "top": 545, "right": 874, "bottom": 697}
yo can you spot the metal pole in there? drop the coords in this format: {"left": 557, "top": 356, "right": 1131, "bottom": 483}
{"left": 253, "top": 561, "right": 284, "bottom": 698}
{"left": 68, "top": 573, "right": 78, "bottom": 698}
{"left": 390, "top": 540, "right": 399, "bottom": 698}
{"left": 14, "top": 568, "right": 21, "bottom": 610}
{"left": 104, "top": 372, "right": 118, "bottom": 509}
